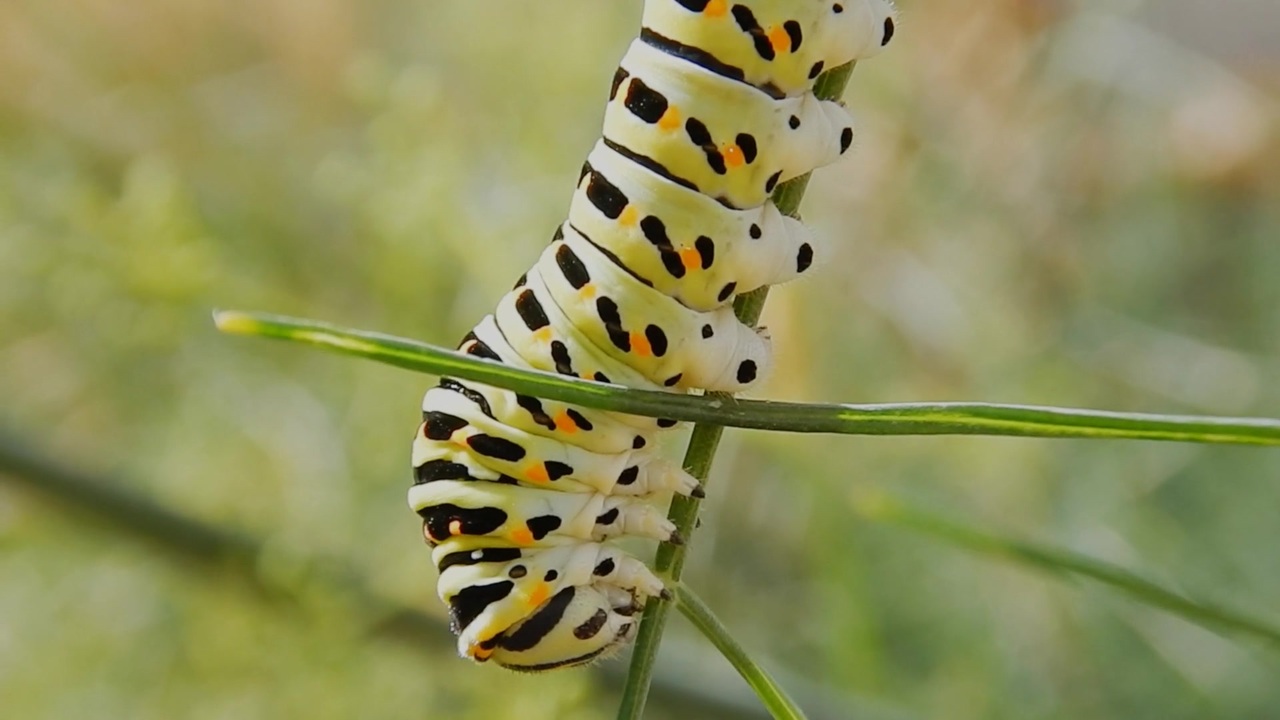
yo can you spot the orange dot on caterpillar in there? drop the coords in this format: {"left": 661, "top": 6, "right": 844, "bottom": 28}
{"left": 658, "top": 107, "right": 681, "bottom": 131}
{"left": 630, "top": 331, "right": 653, "bottom": 357}
{"left": 768, "top": 25, "right": 791, "bottom": 53}
{"left": 553, "top": 411, "right": 579, "bottom": 433}
{"left": 723, "top": 144, "right": 746, "bottom": 167}
{"left": 526, "top": 582, "right": 550, "bottom": 608}
{"left": 471, "top": 644, "right": 494, "bottom": 661}
{"left": 679, "top": 247, "right": 702, "bottom": 272}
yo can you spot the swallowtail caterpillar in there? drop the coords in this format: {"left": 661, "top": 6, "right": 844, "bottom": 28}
{"left": 411, "top": 0, "right": 897, "bottom": 671}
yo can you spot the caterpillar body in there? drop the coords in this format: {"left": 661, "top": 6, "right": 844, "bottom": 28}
{"left": 411, "top": 0, "right": 897, "bottom": 671}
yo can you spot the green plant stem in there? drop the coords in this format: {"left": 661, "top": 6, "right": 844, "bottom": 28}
{"left": 616, "top": 62, "right": 858, "bottom": 720}
{"left": 215, "top": 311, "right": 1280, "bottom": 447}
{"left": 674, "top": 585, "right": 810, "bottom": 720}
{"left": 854, "top": 492, "right": 1280, "bottom": 647}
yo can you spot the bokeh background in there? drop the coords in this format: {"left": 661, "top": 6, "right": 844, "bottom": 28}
{"left": 2, "top": 0, "right": 1278, "bottom": 718}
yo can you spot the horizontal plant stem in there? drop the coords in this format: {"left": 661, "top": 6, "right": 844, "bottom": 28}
{"left": 855, "top": 493, "right": 1280, "bottom": 648}
{"left": 675, "top": 585, "right": 810, "bottom": 720}
{"left": 215, "top": 310, "right": 1280, "bottom": 447}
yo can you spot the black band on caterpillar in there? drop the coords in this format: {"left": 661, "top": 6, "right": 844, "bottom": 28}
{"left": 410, "top": 0, "right": 898, "bottom": 671}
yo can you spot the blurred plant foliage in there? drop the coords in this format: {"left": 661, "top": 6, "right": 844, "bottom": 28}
{"left": 1, "top": 1, "right": 1278, "bottom": 719}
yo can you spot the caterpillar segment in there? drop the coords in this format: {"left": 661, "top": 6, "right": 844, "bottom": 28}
{"left": 410, "top": 480, "right": 683, "bottom": 548}
{"left": 606, "top": 39, "right": 856, "bottom": 210}
{"left": 460, "top": 315, "right": 676, "bottom": 450}
{"left": 496, "top": 263, "right": 664, "bottom": 392}
{"left": 544, "top": 224, "right": 773, "bottom": 393}
{"left": 434, "top": 540, "right": 667, "bottom": 664}
{"left": 493, "top": 233, "right": 772, "bottom": 395}
{"left": 415, "top": 384, "right": 702, "bottom": 497}
{"left": 411, "top": 0, "right": 896, "bottom": 671}
{"left": 477, "top": 585, "right": 650, "bottom": 671}
{"left": 571, "top": 139, "right": 826, "bottom": 313}
{"left": 642, "top": 0, "right": 898, "bottom": 98}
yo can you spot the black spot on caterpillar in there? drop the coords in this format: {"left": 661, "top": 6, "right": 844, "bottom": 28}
{"left": 450, "top": 581, "right": 516, "bottom": 634}
{"left": 438, "top": 547, "right": 523, "bottom": 573}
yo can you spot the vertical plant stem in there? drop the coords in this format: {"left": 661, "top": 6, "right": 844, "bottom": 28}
{"left": 674, "top": 585, "right": 810, "bottom": 720}
{"left": 617, "top": 62, "right": 858, "bottom": 720}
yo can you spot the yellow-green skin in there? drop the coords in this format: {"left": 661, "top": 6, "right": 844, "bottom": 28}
{"left": 604, "top": 39, "right": 855, "bottom": 210}
{"left": 410, "top": 0, "right": 897, "bottom": 671}
{"left": 570, "top": 139, "right": 824, "bottom": 313}
{"left": 642, "top": 0, "right": 897, "bottom": 98}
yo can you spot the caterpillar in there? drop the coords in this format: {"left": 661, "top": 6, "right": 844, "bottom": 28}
{"left": 410, "top": 0, "right": 897, "bottom": 672}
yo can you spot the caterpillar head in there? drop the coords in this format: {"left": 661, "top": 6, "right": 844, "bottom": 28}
{"left": 481, "top": 585, "right": 641, "bottom": 671}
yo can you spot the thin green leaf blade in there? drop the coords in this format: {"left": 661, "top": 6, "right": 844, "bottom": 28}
{"left": 214, "top": 310, "right": 1280, "bottom": 447}
{"left": 854, "top": 493, "right": 1280, "bottom": 648}
{"left": 675, "top": 585, "right": 811, "bottom": 720}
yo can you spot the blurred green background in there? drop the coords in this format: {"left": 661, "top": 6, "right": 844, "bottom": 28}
{"left": 2, "top": 0, "right": 1278, "bottom": 718}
